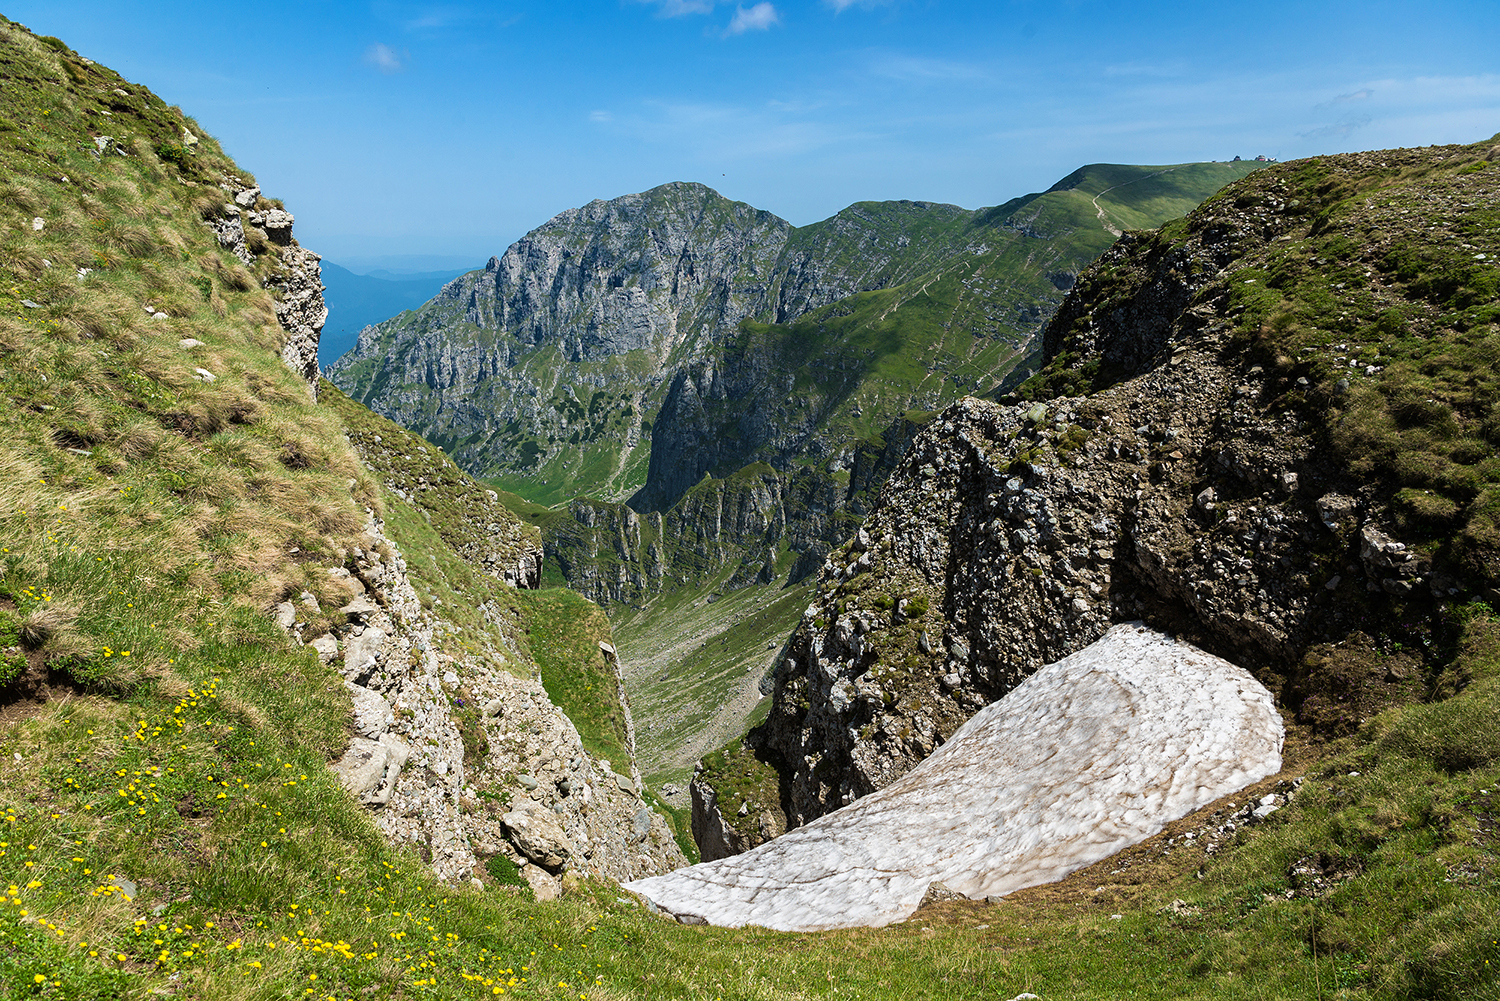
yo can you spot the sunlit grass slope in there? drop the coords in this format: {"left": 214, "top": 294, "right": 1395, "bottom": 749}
{"left": 2, "top": 16, "right": 1498, "bottom": 1000}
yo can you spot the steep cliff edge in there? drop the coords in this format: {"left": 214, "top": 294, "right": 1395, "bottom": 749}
{"left": 0, "top": 14, "right": 680, "bottom": 929}
{"left": 757, "top": 136, "right": 1500, "bottom": 824}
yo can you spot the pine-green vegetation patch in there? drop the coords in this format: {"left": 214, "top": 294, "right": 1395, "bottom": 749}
{"left": 696, "top": 736, "right": 788, "bottom": 845}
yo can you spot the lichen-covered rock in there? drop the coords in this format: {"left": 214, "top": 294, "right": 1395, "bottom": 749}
{"left": 625, "top": 625, "right": 1282, "bottom": 931}
{"left": 266, "top": 242, "right": 326, "bottom": 398}
{"left": 501, "top": 802, "right": 573, "bottom": 870}
{"left": 205, "top": 179, "right": 325, "bottom": 399}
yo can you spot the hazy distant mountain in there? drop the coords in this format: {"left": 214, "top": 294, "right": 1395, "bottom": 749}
{"left": 318, "top": 262, "right": 477, "bottom": 366}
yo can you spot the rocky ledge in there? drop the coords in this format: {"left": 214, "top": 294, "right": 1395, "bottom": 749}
{"left": 300, "top": 516, "right": 684, "bottom": 893}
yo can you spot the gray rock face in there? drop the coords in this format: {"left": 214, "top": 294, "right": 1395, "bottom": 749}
{"left": 690, "top": 777, "right": 757, "bottom": 862}
{"left": 627, "top": 625, "right": 1283, "bottom": 930}
{"left": 266, "top": 241, "right": 325, "bottom": 398}
{"left": 689, "top": 778, "right": 731, "bottom": 861}
{"left": 755, "top": 162, "right": 1445, "bottom": 826}
{"left": 323, "top": 515, "right": 686, "bottom": 884}
{"left": 205, "top": 179, "right": 325, "bottom": 399}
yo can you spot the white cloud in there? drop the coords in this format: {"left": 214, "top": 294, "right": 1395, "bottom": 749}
{"left": 1103, "top": 61, "right": 1187, "bottom": 79}
{"left": 589, "top": 110, "right": 613, "bottom": 123}
{"left": 1333, "top": 88, "right": 1374, "bottom": 103}
{"left": 1298, "top": 115, "right": 1373, "bottom": 141}
{"left": 825, "top": 0, "right": 895, "bottom": 10}
{"left": 870, "top": 54, "right": 989, "bottom": 83}
{"left": 363, "top": 43, "right": 407, "bottom": 74}
{"left": 613, "top": 99, "right": 867, "bottom": 161}
{"left": 641, "top": 0, "right": 718, "bottom": 16}
{"left": 726, "top": 3, "right": 781, "bottom": 34}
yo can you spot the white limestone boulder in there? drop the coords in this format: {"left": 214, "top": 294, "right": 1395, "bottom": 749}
{"left": 624, "top": 623, "right": 1282, "bottom": 931}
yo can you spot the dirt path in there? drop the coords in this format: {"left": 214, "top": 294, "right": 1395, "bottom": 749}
{"left": 1090, "top": 166, "right": 1177, "bottom": 237}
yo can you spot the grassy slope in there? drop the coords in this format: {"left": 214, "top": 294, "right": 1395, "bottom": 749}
{"left": 611, "top": 574, "right": 812, "bottom": 787}
{"left": 4, "top": 20, "right": 1496, "bottom": 1000}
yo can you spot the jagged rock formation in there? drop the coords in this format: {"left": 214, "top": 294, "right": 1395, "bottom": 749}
{"left": 755, "top": 138, "right": 1500, "bottom": 825}
{"left": 321, "top": 516, "right": 684, "bottom": 888}
{"left": 329, "top": 166, "right": 1260, "bottom": 524}
{"left": 625, "top": 625, "right": 1282, "bottom": 930}
{"left": 686, "top": 740, "right": 789, "bottom": 863}
{"left": 204, "top": 177, "right": 326, "bottom": 399}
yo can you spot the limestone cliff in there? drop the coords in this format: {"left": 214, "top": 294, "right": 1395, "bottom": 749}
{"left": 321, "top": 514, "right": 684, "bottom": 891}
{"left": 320, "top": 385, "right": 686, "bottom": 886}
{"left": 756, "top": 137, "right": 1500, "bottom": 825}
{"left": 330, "top": 165, "right": 1262, "bottom": 522}
{"left": 203, "top": 177, "right": 327, "bottom": 398}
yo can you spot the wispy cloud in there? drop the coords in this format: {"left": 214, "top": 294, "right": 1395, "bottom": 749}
{"left": 1298, "top": 115, "right": 1373, "bottom": 141}
{"left": 726, "top": 3, "right": 781, "bottom": 34}
{"left": 639, "top": 0, "right": 718, "bottom": 16}
{"left": 611, "top": 99, "right": 868, "bottom": 161}
{"left": 589, "top": 110, "right": 613, "bottom": 123}
{"left": 1103, "top": 61, "right": 1187, "bottom": 79}
{"left": 1333, "top": 88, "right": 1374, "bottom": 103}
{"left": 826, "top": 0, "right": 896, "bottom": 10}
{"left": 870, "top": 54, "right": 988, "bottom": 83}
{"left": 402, "top": 5, "right": 466, "bottom": 29}
{"left": 363, "top": 43, "right": 407, "bottom": 74}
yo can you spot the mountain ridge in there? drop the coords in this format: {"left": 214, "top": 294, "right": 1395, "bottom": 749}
{"left": 329, "top": 162, "right": 1262, "bottom": 515}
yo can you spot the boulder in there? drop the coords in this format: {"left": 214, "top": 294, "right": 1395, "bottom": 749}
{"left": 502, "top": 804, "right": 573, "bottom": 870}
{"left": 332, "top": 733, "right": 410, "bottom": 804}
{"left": 310, "top": 634, "right": 339, "bottom": 664}
{"left": 343, "top": 626, "right": 385, "bottom": 681}
{"left": 346, "top": 681, "right": 394, "bottom": 738}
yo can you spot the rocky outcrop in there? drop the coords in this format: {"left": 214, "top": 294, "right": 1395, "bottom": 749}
{"left": 626, "top": 625, "right": 1283, "bottom": 930}
{"left": 268, "top": 242, "right": 325, "bottom": 397}
{"left": 757, "top": 141, "right": 1497, "bottom": 825}
{"left": 548, "top": 460, "right": 857, "bottom": 606}
{"left": 319, "top": 516, "right": 686, "bottom": 884}
{"left": 208, "top": 176, "right": 326, "bottom": 399}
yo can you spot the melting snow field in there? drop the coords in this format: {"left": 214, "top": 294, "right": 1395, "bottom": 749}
{"left": 624, "top": 623, "right": 1283, "bottom": 931}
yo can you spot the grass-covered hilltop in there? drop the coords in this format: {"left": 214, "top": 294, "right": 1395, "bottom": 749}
{"left": 2, "top": 13, "right": 1500, "bottom": 1001}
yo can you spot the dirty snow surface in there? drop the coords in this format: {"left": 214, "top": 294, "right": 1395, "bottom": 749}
{"left": 624, "top": 623, "right": 1283, "bottom": 931}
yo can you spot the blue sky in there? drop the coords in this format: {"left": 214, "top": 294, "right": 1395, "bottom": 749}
{"left": 14, "top": 1, "right": 1500, "bottom": 265}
